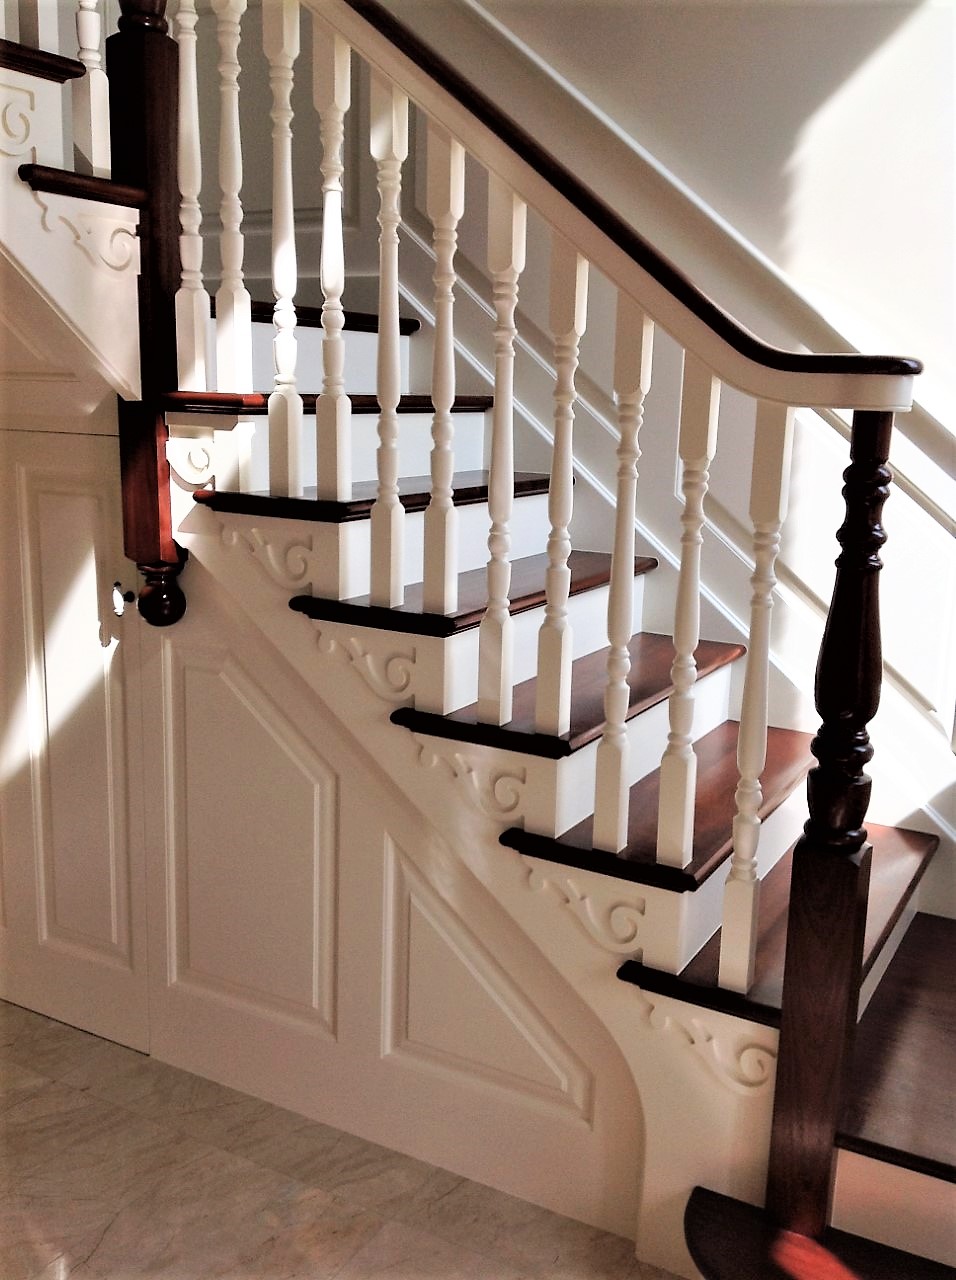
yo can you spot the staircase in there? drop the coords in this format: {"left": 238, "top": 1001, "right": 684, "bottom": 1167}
{"left": 1, "top": 3, "right": 953, "bottom": 1278}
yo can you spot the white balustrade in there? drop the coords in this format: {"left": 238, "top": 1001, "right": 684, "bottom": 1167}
{"left": 72, "top": 0, "right": 110, "bottom": 177}
{"left": 368, "top": 72, "right": 408, "bottom": 606}
{"left": 212, "top": 0, "right": 253, "bottom": 398}
{"left": 593, "top": 296, "right": 655, "bottom": 852}
{"left": 534, "top": 236, "right": 588, "bottom": 735}
{"left": 313, "top": 20, "right": 352, "bottom": 502}
{"left": 423, "top": 123, "right": 465, "bottom": 615}
{"left": 719, "top": 402, "right": 795, "bottom": 992}
{"left": 263, "top": 0, "right": 303, "bottom": 498}
{"left": 16, "top": 0, "right": 57, "bottom": 51}
{"left": 656, "top": 353, "right": 720, "bottom": 867}
{"left": 477, "top": 177, "right": 526, "bottom": 725}
{"left": 174, "top": 0, "right": 210, "bottom": 392}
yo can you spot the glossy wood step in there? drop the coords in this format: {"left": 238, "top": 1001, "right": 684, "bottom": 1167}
{"left": 17, "top": 163, "right": 146, "bottom": 208}
{"left": 619, "top": 824, "right": 939, "bottom": 1027}
{"left": 0, "top": 38, "right": 85, "bottom": 81}
{"left": 164, "top": 390, "right": 491, "bottom": 416}
{"left": 192, "top": 469, "right": 547, "bottom": 524}
{"left": 837, "top": 912, "right": 955, "bottom": 1182}
{"left": 393, "top": 635, "right": 744, "bottom": 759}
{"left": 289, "top": 550, "right": 657, "bottom": 637}
{"left": 500, "top": 721, "right": 811, "bottom": 892}
{"left": 684, "top": 1187, "right": 953, "bottom": 1279}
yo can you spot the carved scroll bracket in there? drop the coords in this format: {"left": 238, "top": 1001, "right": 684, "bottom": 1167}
{"left": 315, "top": 625, "right": 417, "bottom": 704}
{"left": 524, "top": 862, "right": 645, "bottom": 956}
{"left": 412, "top": 738, "right": 526, "bottom": 819}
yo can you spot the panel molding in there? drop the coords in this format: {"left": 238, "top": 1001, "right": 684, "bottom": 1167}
{"left": 163, "top": 638, "right": 338, "bottom": 1037}
{"left": 382, "top": 835, "right": 593, "bottom": 1121}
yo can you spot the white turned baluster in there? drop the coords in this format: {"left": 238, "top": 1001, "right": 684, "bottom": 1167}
{"left": 477, "top": 178, "right": 526, "bottom": 725}
{"left": 17, "top": 1, "right": 57, "bottom": 50}
{"left": 719, "top": 402, "right": 795, "bottom": 992}
{"left": 313, "top": 23, "right": 351, "bottom": 502}
{"left": 174, "top": 0, "right": 210, "bottom": 391}
{"left": 657, "top": 353, "right": 720, "bottom": 867}
{"left": 263, "top": 0, "right": 302, "bottom": 497}
{"left": 423, "top": 124, "right": 465, "bottom": 614}
{"left": 534, "top": 236, "right": 588, "bottom": 736}
{"left": 72, "top": 0, "right": 110, "bottom": 177}
{"left": 368, "top": 73, "right": 408, "bottom": 606}
{"left": 593, "top": 297, "right": 655, "bottom": 852}
{"left": 213, "top": 0, "right": 253, "bottom": 397}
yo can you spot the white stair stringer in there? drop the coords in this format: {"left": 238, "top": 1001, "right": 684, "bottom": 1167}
{"left": 178, "top": 501, "right": 782, "bottom": 1280}
{"left": 0, "top": 85, "right": 141, "bottom": 404}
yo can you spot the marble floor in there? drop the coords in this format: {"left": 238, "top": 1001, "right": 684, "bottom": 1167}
{"left": 0, "top": 1000, "right": 683, "bottom": 1280}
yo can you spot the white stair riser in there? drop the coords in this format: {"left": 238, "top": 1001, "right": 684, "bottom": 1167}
{"left": 515, "top": 662, "right": 735, "bottom": 839}
{"left": 201, "top": 316, "right": 410, "bottom": 394}
{"left": 311, "top": 491, "right": 552, "bottom": 599}
{"left": 245, "top": 410, "right": 489, "bottom": 491}
{"left": 411, "top": 576, "right": 647, "bottom": 715}
{"left": 832, "top": 1151, "right": 956, "bottom": 1268}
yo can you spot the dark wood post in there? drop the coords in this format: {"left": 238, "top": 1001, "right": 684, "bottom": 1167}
{"left": 107, "top": 0, "right": 186, "bottom": 625}
{"left": 765, "top": 410, "right": 894, "bottom": 1237}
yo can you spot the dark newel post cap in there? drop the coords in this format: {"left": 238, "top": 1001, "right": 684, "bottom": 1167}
{"left": 137, "top": 551, "right": 187, "bottom": 627}
{"left": 117, "top": 0, "right": 169, "bottom": 33}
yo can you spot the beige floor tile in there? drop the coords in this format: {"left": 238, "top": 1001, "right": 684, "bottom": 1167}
{"left": 326, "top": 1218, "right": 533, "bottom": 1280}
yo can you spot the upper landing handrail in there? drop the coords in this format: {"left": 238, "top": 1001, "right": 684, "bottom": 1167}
{"left": 321, "top": 0, "right": 921, "bottom": 411}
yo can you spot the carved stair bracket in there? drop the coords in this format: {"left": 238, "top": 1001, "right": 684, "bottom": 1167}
{"left": 137, "top": 550, "right": 187, "bottom": 626}
{"left": 315, "top": 626, "right": 417, "bottom": 704}
{"left": 413, "top": 739, "right": 526, "bottom": 819}
{"left": 630, "top": 985, "right": 777, "bottom": 1096}
{"left": 217, "top": 521, "right": 314, "bottom": 591}
{"left": 524, "top": 863, "right": 645, "bottom": 956}
{"left": 166, "top": 435, "right": 215, "bottom": 490}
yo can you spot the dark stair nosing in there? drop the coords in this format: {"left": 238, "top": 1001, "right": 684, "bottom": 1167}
{"left": 290, "top": 550, "right": 658, "bottom": 637}
{"left": 163, "top": 391, "right": 491, "bottom": 416}
{"left": 836, "top": 911, "right": 955, "bottom": 1184}
{"left": 684, "top": 1186, "right": 953, "bottom": 1280}
{"left": 17, "top": 163, "right": 147, "bottom": 208}
{"left": 617, "top": 824, "right": 939, "bottom": 1028}
{"left": 501, "top": 722, "right": 813, "bottom": 893}
{"left": 392, "top": 634, "right": 745, "bottom": 760}
{"left": 0, "top": 38, "right": 85, "bottom": 81}
{"left": 192, "top": 470, "right": 548, "bottom": 524}
{"left": 210, "top": 296, "right": 421, "bottom": 335}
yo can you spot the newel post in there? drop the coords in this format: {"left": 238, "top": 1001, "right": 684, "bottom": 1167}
{"left": 107, "top": 0, "right": 186, "bottom": 625}
{"left": 765, "top": 410, "right": 894, "bottom": 1237}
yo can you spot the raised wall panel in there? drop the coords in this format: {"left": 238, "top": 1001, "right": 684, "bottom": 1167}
{"left": 0, "top": 429, "right": 148, "bottom": 1048}
{"left": 164, "top": 641, "right": 337, "bottom": 1033}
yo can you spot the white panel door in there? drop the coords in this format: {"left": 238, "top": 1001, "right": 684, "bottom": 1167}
{"left": 0, "top": 428, "right": 149, "bottom": 1050}
{"left": 141, "top": 569, "right": 642, "bottom": 1235}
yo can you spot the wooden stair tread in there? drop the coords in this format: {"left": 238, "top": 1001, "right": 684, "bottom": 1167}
{"left": 0, "top": 38, "right": 85, "bottom": 81}
{"left": 501, "top": 722, "right": 811, "bottom": 893}
{"left": 685, "top": 1186, "right": 953, "bottom": 1279}
{"left": 164, "top": 391, "right": 491, "bottom": 415}
{"left": 393, "top": 634, "right": 744, "bottom": 759}
{"left": 17, "top": 163, "right": 146, "bottom": 208}
{"left": 289, "top": 550, "right": 657, "bottom": 637}
{"left": 837, "top": 911, "right": 956, "bottom": 1182}
{"left": 619, "top": 824, "right": 939, "bottom": 1027}
{"left": 192, "top": 470, "right": 547, "bottom": 523}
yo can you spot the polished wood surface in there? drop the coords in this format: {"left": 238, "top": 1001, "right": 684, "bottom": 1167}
{"left": 395, "top": 636, "right": 745, "bottom": 760}
{"left": 17, "top": 163, "right": 146, "bottom": 207}
{"left": 767, "top": 412, "right": 896, "bottom": 1236}
{"left": 685, "top": 1187, "right": 953, "bottom": 1280}
{"left": 193, "top": 470, "right": 548, "bottom": 524}
{"left": 161, "top": 391, "right": 490, "bottom": 414}
{"left": 291, "top": 551, "right": 657, "bottom": 637}
{"left": 621, "top": 825, "right": 939, "bottom": 1026}
{"left": 838, "top": 913, "right": 956, "bottom": 1181}
{"left": 501, "top": 722, "right": 811, "bottom": 893}
{"left": 0, "top": 37, "right": 84, "bottom": 80}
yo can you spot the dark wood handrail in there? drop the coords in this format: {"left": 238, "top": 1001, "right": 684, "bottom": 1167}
{"left": 340, "top": 0, "right": 920, "bottom": 381}
{"left": 0, "top": 37, "right": 85, "bottom": 80}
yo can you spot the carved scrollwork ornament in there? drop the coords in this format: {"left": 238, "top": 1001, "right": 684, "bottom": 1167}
{"left": 413, "top": 740, "right": 526, "bottom": 818}
{"left": 525, "top": 864, "right": 645, "bottom": 954}
{"left": 315, "top": 627, "right": 417, "bottom": 703}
